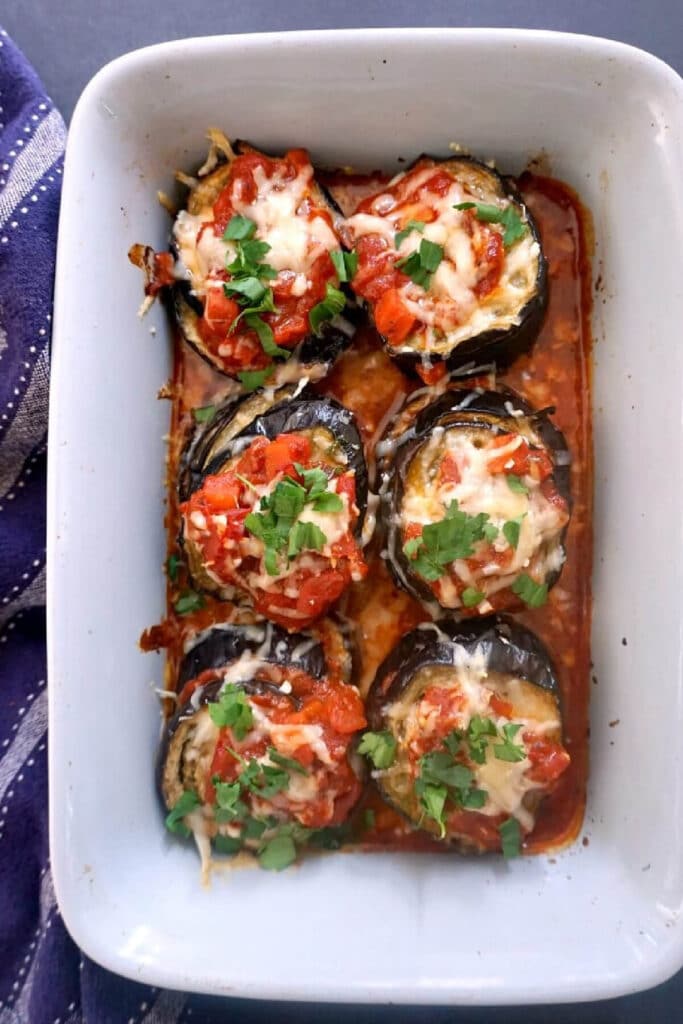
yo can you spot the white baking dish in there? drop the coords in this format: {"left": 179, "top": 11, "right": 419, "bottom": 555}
{"left": 48, "top": 28, "right": 683, "bottom": 1004}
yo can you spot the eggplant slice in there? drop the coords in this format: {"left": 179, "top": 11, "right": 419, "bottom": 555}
{"left": 179, "top": 386, "right": 370, "bottom": 628}
{"left": 344, "top": 155, "right": 547, "bottom": 377}
{"left": 364, "top": 617, "right": 570, "bottom": 853}
{"left": 165, "top": 136, "right": 359, "bottom": 381}
{"left": 160, "top": 620, "right": 365, "bottom": 868}
{"left": 378, "top": 384, "right": 571, "bottom": 615}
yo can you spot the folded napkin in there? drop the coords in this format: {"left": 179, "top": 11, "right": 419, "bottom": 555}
{"left": 0, "top": 28, "right": 206, "bottom": 1024}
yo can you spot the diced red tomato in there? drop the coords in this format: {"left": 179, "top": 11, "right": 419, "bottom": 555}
{"left": 204, "top": 288, "right": 240, "bottom": 331}
{"left": 489, "top": 694, "right": 514, "bottom": 718}
{"left": 264, "top": 434, "right": 312, "bottom": 477}
{"left": 473, "top": 226, "right": 505, "bottom": 298}
{"left": 415, "top": 361, "right": 448, "bottom": 386}
{"left": 524, "top": 736, "right": 571, "bottom": 784}
{"left": 199, "top": 473, "right": 242, "bottom": 512}
{"left": 297, "top": 570, "right": 348, "bottom": 619}
{"left": 374, "top": 288, "right": 417, "bottom": 345}
{"left": 438, "top": 452, "right": 461, "bottom": 486}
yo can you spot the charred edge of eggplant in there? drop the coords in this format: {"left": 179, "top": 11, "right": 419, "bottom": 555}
{"left": 157, "top": 676, "right": 301, "bottom": 813}
{"left": 370, "top": 154, "right": 547, "bottom": 375}
{"left": 177, "top": 620, "right": 327, "bottom": 690}
{"left": 179, "top": 386, "right": 369, "bottom": 533}
{"left": 169, "top": 139, "right": 356, "bottom": 380}
{"left": 379, "top": 385, "right": 571, "bottom": 608}
{"left": 366, "top": 616, "right": 560, "bottom": 728}
{"left": 172, "top": 287, "right": 357, "bottom": 382}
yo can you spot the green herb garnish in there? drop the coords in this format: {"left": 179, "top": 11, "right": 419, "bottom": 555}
{"left": 259, "top": 833, "right": 298, "bottom": 871}
{"left": 166, "top": 553, "right": 180, "bottom": 582}
{"left": 453, "top": 202, "right": 528, "bottom": 248}
{"left": 238, "top": 366, "right": 275, "bottom": 392}
{"left": 358, "top": 730, "right": 397, "bottom": 769}
{"left": 173, "top": 590, "right": 204, "bottom": 615}
{"left": 213, "top": 834, "right": 243, "bottom": 855}
{"left": 223, "top": 214, "right": 257, "bottom": 241}
{"left": 207, "top": 684, "right": 254, "bottom": 740}
{"left": 267, "top": 746, "right": 309, "bottom": 776}
{"left": 503, "top": 517, "right": 523, "bottom": 549}
{"left": 330, "top": 249, "right": 358, "bottom": 282}
{"left": 396, "top": 238, "right": 444, "bottom": 289}
{"left": 309, "top": 283, "right": 347, "bottom": 335}
{"left": 394, "top": 219, "right": 426, "bottom": 248}
{"left": 506, "top": 474, "right": 529, "bottom": 495}
{"left": 512, "top": 573, "right": 549, "bottom": 608}
{"left": 493, "top": 723, "right": 526, "bottom": 763}
{"left": 192, "top": 405, "right": 216, "bottom": 424}
{"left": 462, "top": 587, "right": 486, "bottom": 608}
{"left": 499, "top": 816, "right": 522, "bottom": 858}
{"left": 165, "top": 790, "right": 200, "bottom": 837}
{"left": 402, "top": 500, "right": 492, "bottom": 582}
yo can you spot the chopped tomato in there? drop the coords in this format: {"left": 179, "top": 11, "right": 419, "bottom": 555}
{"left": 204, "top": 288, "right": 240, "bottom": 331}
{"left": 489, "top": 694, "right": 514, "bottom": 718}
{"left": 524, "top": 736, "right": 571, "bottom": 784}
{"left": 374, "top": 288, "right": 416, "bottom": 345}
{"left": 486, "top": 434, "right": 531, "bottom": 475}
{"left": 297, "top": 570, "right": 348, "bottom": 619}
{"left": 264, "top": 434, "right": 312, "bottom": 477}
{"left": 438, "top": 452, "right": 461, "bottom": 486}
{"left": 473, "top": 227, "right": 505, "bottom": 298}
{"left": 415, "top": 361, "right": 448, "bottom": 386}
{"left": 199, "top": 473, "right": 242, "bottom": 512}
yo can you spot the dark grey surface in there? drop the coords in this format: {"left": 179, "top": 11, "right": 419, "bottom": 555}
{"left": 4, "top": 1, "right": 682, "bottom": 1020}
{"left": 4, "top": 0, "right": 683, "bottom": 119}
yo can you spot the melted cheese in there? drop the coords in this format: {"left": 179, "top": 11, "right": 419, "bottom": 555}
{"left": 400, "top": 427, "right": 568, "bottom": 603}
{"left": 345, "top": 168, "right": 540, "bottom": 351}
{"left": 172, "top": 160, "right": 339, "bottom": 298}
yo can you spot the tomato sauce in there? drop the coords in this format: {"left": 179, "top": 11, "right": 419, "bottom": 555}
{"left": 146, "top": 166, "right": 593, "bottom": 857}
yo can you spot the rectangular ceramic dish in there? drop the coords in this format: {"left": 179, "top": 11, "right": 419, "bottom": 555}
{"left": 48, "top": 28, "right": 683, "bottom": 1004}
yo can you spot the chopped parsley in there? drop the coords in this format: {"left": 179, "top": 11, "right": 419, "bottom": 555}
{"left": 213, "top": 834, "right": 243, "bottom": 855}
{"left": 502, "top": 517, "right": 523, "bottom": 549}
{"left": 165, "top": 790, "right": 200, "bottom": 837}
{"left": 415, "top": 744, "right": 488, "bottom": 836}
{"left": 173, "top": 590, "right": 204, "bottom": 615}
{"left": 238, "top": 366, "right": 275, "bottom": 392}
{"left": 396, "top": 238, "right": 444, "bottom": 289}
{"left": 245, "top": 467, "right": 345, "bottom": 576}
{"left": 192, "top": 404, "right": 216, "bottom": 424}
{"left": 461, "top": 587, "right": 486, "bottom": 608}
{"left": 223, "top": 214, "right": 257, "bottom": 241}
{"left": 330, "top": 249, "right": 358, "bottom": 282}
{"left": 358, "top": 730, "right": 397, "bottom": 769}
{"left": 499, "top": 816, "right": 522, "bottom": 858}
{"left": 492, "top": 723, "right": 526, "bottom": 763}
{"left": 267, "top": 746, "right": 309, "bottom": 776}
{"left": 506, "top": 473, "right": 529, "bottom": 495}
{"left": 207, "top": 684, "right": 254, "bottom": 740}
{"left": 309, "top": 282, "right": 347, "bottom": 335}
{"left": 402, "top": 500, "right": 493, "bottom": 582}
{"left": 258, "top": 833, "right": 298, "bottom": 871}
{"left": 166, "top": 552, "right": 180, "bottom": 582}
{"left": 512, "top": 572, "right": 549, "bottom": 608}
{"left": 453, "top": 201, "right": 528, "bottom": 248}
{"left": 394, "top": 219, "right": 426, "bottom": 248}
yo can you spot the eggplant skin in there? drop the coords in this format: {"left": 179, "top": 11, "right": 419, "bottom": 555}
{"left": 366, "top": 616, "right": 560, "bottom": 729}
{"left": 170, "top": 139, "right": 357, "bottom": 381}
{"left": 379, "top": 384, "right": 571, "bottom": 610}
{"left": 354, "top": 154, "right": 547, "bottom": 375}
{"left": 180, "top": 384, "right": 369, "bottom": 534}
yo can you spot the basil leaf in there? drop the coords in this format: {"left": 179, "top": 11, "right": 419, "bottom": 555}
{"left": 506, "top": 474, "right": 529, "bottom": 495}
{"left": 213, "top": 834, "right": 243, "bottom": 855}
{"left": 173, "top": 590, "right": 204, "bottom": 615}
{"left": 192, "top": 405, "right": 216, "bottom": 424}
{"left": 461, "top": 787, "right": 487, "bottom": 810}
{"left": 165, "top": 790, "right": 200, "bottom": 837}
{"left": 166, "top": 553, "right": 180, "bottom": 582}
{"left": 239, "top": 238, "right": 271, "bottom": 263}
{"left": 238, "top": 366, "right": 275, "bottom": 392}
{"left": 224, "top": 276, "right": 268, "bottom": 305}
{"left": 272, "top": 478, "right": 306, "bottom": 519}
{"left": 395, "top": 220, "right": 426, "bottom": 248}
{"left": 207, "top": 684, "right": 254, "bottom": 740}
{"left": 357, "top": 730, "right": 397, "bottom": 769}
{"left": 309, "top": 283, "right": 347, "bottom": 335}
{"left": 294, "top": 464, "right": 329, "bottom": 498}
{"left": 419, "top": 239, "right": 444, "bottom": 272}
{"left": 213, "top": 780, "right": 246, "bottom": 820}
{"left": 453, "top": 202, "right": 527, "bottom": 248}
{"left": 453, "top": 202, "right": 476, "bottom": 211}
{"left": 223, "top": 215, "right": 257, "bottom": 241}
{"left": 396, "top": 238, "right": 444, "bottom": 289}
{"left": 512, "top": 573, "right": 549, "bottom": 608}
{"left": 499, "top": 816, "right": 522, "bottom": 858}
{"left": 259, "top": 833, "right": 297, "bottom": 871}
{"left": 241, "top": 816, "right": 269, "bottom": 841}
{"left": 462, "top": 587, "right": 485, "bottom": 608}
{"left": 267, "top": 746, "right": 309, "bottom": 776}
{"left": 420, "top": 750, "right": 474, "bottom": 790}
